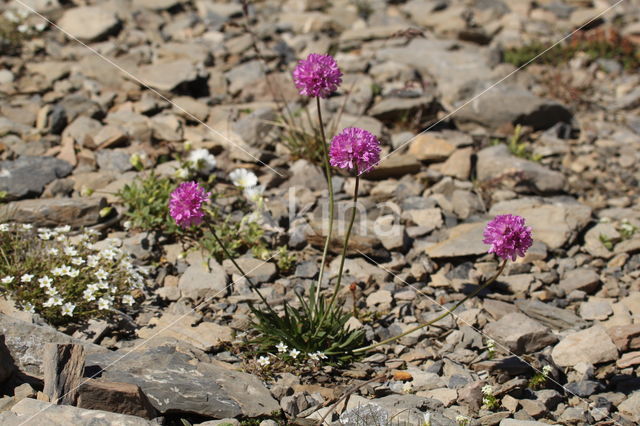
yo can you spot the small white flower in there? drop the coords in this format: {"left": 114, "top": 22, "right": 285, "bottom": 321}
{"left": 0, "top": 224, "right": 9, "bottom": 232}
{"left": 38, "top": 231, "right": 54, "bottom": 240}
{"left": 20, "top": 274, "right": 34, "bottom": 283}
{"left": 423, "top": 412, "right": 431, "bottom": 426}
{"left": 83, "top": 288, "right": 96, "bottom": 302}
{"left": 61, "top": 302, "right": 75, "bottom": 317}
{"left": 95, "top": 269, "right": 109, "bottom": 281}
{"left": 67, "top": 268, "right": 80, "bottom": 278}
{"left": 55, "top": 225, "right": 71, "bottom": 234}
{"left": 122, "top": 294, "right": 135, "bottom": 306}
{"left": 22, "top": 224, "right": 33, "bottom": 231}
{"left": 229, "top": 168, "right": 258, "bottom": 188}
{"left": 45, "top": 286, "right": 59, "bottom": 296}
{"left": 101, "top": 248, "right": 118, "bottom": 261}
{"left": 243, "top": 185, "right": 265, "bottom": 202}
{"left": 45, "top": 295, "right": 63, "bottom": 306}
{"left": 481, "top": 385, "right": 493, "bottom": 395}
{"left": 51, "top": 267, "right": 64, "bottom": 276}
{"left": 35, "top": 22, "right": 47, "bottom": 32}
{"left": 17, "top": 24, "right": 29, "bottom": 33}
{"left": 276, "top": 342, "right": 288, "bottom": 353}
{"left": 59, "top": 265, "right": 72, "bottom": 276}
{"left": 122, "top": 220, "right": 132, "bottom": 230}
{"left": 87, "top": 283, "right": 100, "bottom": 293}
{"left": 38, "top": 276, "right": 53, "bottom": 288}
{"left": 257, "top": 356, "right": 270, "bottom": 367}
{"left": 63, "top": 245, "right": 78, "bottom": 256}
{"left": 97, "top": 297, "right": 112, "bottom": 310}
{"left": 47, "top": 248, "right": 59, "bottom": 256}
{"left": 71, "top": 257, "right": 85, "bottom": 266}
{"left": 1, "top": 276, "right": 14, "bottom": 284}
{"left": 289, "top": 348, "right": 300, "bottom": 359}
{"left": 402, "top": 382, "right": 413, "bottom": 394}
{"left": 98, "top": 281, "right": 110, "bottom": 290}
{"left": 55, "top": 235, "right": 67, "bottom": 242}
{"left": 43, "top": 297, "right": 55, "bottom": 308}
{"left": 3, "top": 10, "right": 18, "bottom": 23}
{"left": 17, "top": 8, "right": 29, "bottom": 19}
{"left": 87, "top": 255, "right": 100, "bottom": 268}
{"left": 174, "top": 168, "right": 189, "bottom": 179}
{"left": 188, "top": 149, "right": 217, "bottom": 173}
{"left": 308, "top": 351, "right": 326, "bottom": 361}
{"left": 23, "top": 302, "right": 35, "bottom": 314}
{"left": 542, "top": 365, "right": 553, "bottom": 376}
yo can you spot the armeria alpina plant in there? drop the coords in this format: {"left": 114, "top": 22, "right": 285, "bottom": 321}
{"left": 0, "top": 224, "right": 145, "bottom": 326}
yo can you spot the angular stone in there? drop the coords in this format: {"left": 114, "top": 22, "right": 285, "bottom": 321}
{"left": 43, "top": 344, "right": 85, "bottom": 405}
{"left": 369, "top": 96, "right": 435, "bottom": 122}
{"left": 178, "top": 252, "right": 228, "bottom": 300}
{"left": 0, "top": 197, "right": 107, "bottom": 228}
{"left": 515, "top": 299, "right": 587, "bottom": 330}
{"left": 364, "top": 154, "right": 421, "bottom": 179}
{"left": 0, "top": 398, "right": 153, "bottom": 425}
{"left": 0, "top": 314, "right": 105, "bottom": 378}
{"left": 137, "top": 60, "right": 200, "bottom": 92}
{"left": 484, "top": 312, "right": 557, "bottom": 354}
{"left": 77, "top": 379, "right": 158, "bottom": 419}
{"left": 137, "top": 314, "right": 232, "bottom": 351}
{"left": 58, "top": 6, "right": 120, "bottom": 42}
{"left": 551, "top": 325, "right": 618, "bottom": 367}
{"left": 222, "top": 258, "right": 276, "bottom": 284}
{"left": 618, "top": 391, "right": 640, "bottom": 423}
{"left": 559, "top": 268, "right": 600, "bottom": 294}
{"left": 85, "top": 344, "right": 279, "bottom": 418}
{"left": 404, "top": 208, "right": 443, "bottom": 233}
{"left": 579, "top": 299, "right": 613, "bottom": 321}
{"left": 477, "top": 145, "right": 566, "bottom": 194}
{"left": 408, "top": 133, "right": 457, "bottom": 161}
{"left": 607, "top": 324, "right": 640, "bottom": 351}
{"left": 0, "top": 156, "right": 72, "bottom": 200}
{"left": 617, "top": 351, "right": 640, "bottom": 369}
{"left": 0, "top": 335, "right": 16, "bottom": 384}
{"left": 425, "top": 221, "right": 488, "bottom": 258}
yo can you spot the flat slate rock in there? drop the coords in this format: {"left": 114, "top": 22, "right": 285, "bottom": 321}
{"left": 85, "top": 344, "right": 279, "bottom": 418}
{"left": 0, "top": 314, "right": 106, "bottom": 378}
{"left": 0, "top": 398, "right": 152, "bottom": 425}
{"left": 515, "top": 299, "right": 587, "bottom": 330}
{"left": 0, "top": 156, "right": 72, "bottom": 200}
{"left": 425, "top": 221, "right": 488, "bottom": 258}
{"left": 0, "top": 197, "right": 106, "bottom": 227}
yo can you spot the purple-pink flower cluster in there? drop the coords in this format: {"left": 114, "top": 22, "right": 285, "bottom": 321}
{"left": 483, "top": 214, "right": 533, "bottom": 261}
{"left": 292, "top": 53, "right": 342, "bottom": 98}
{"left": 329, "top": 127, "right": 381, "bottom": 173}
{"left": 169, "top": 181, "right": 211, "bottom": 228}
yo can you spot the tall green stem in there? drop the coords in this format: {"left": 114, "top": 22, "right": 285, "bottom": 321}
{"left": 353, "top": 259, "right": 508, "bottom": 353}
{"left": 320, "top": 171, "right": 360, "bottom": 326}
{"left": 205, "top": 221, "right": 275, "bottom": 315}
{"left": 314, "top": 96, "right": 335, "bottom": 310}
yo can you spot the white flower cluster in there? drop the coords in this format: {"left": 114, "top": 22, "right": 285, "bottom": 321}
{"left": 0, "top": 224, "right": 145, "bottom": 321}
{"left": 229, "top": 168, "right": 264, "bottom": 203}
{"left": 2, "top": 8, "right": 47, "bottom": 35}
{"left": 255, "top": 342, "right": 328, "bottom": 368}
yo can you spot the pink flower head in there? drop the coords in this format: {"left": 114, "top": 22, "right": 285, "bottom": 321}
{"left": 292, "top": 53, "right": 342, "bottom": 98}
{"left": 329, "top": 127, "right": 381, "bottom": 173}
{"left": 483, "top": 214, "right": 533, "bottom": 261}
{"left": 169, "top": 182, "right": 211, "bottom": 228}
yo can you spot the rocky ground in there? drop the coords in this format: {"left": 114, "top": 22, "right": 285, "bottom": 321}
{"left": 1, "top": 0, "right": 640, "bottom": 425}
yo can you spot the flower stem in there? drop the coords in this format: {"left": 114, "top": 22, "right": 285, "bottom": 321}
{"left": 318, "top": 171, "right": 359, "bottom": 328}
{"left": 352, "top": 259, "right": 508, "bottom": 353}
{"left": 205, "top": 222, "right": 275, "bottom": 314}
{"left": 314, "top": 96, "right": 335, "bottom": 311}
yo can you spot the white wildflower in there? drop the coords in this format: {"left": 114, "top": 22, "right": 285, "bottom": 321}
{"left": 55, "top": 225, "right": 71, "bottom": 234}
{"left": 243, "top": 185, "right": 265, "bottom": 202}
{"left": 51, "top": 267, "right": 64, "bottom": 276}
{"left": 35, "top": 22, "right": 47, "bottom": 32}
{"left": 71, "top": 257, "right": 85, "bottom": 266}
{"left": 0, "top": 224, "right": 9, "bottom": 232}
{"left": 38, "top": 276, "right": 53, "bottom": 288}
{"left": 67, "top": 268, "right": 80, "bottom": 278}
{"left": 83, "top": 288, "right": 96, "bottom": 302}
{"left": 23, "top": 302, "right": 35, "bottom": 314}
{"left": 47, "top": 248, "right": 59, "bottom": 256}
{"left": 20, "top": 274, "right": 34, "bottom": 283}
{"left": 97, "top": 297, "right": 112, "bottom": 310}
{"left": 61, "top": 302, "right": 75, "bottom": 317}
{"left": 276, "top": 342, "right": 288, "bottom": 353}
{"left": 22, "top": 224, "right": 33, "bottom": 231}
{"left": 45, "top": 295, "right": 63, "bottom": 307}
{"left": 45, "top": 286, "right": 59, "bottom": 296}
{"left": 98, "top": 281, "right": 110, "bottom": 290}
{"left": 229, "top": 168, "right": 258, "bottom": 188}
{"left": 55, "top": 235, "right": 67, "bottom": 242}
{"left": 174, "top": 168, "right": 189, "bottom": 179}
{"left": 289, "top": 348, "right": 300, "bottom": 359}
{"left": 101, "top": 248, "right": 118, "bottom": 261}
{"left": 59, "top": 265, "right": 72, "bottom": 276}
{"left": 542, "top": 365, "right": 553, "bottom": 376}
{"left": 187, "top": 148, "right": 217, "bottom": 173}
{"left": 87, "top": 255, "right": 100, "bottom": 268}
{"left": 257, "top": 356, "right": 270, "bottom": 367}
{"left": 122, "top": 294, "right": 135, "bottom": 306}
{"left": 481, "top": 385, "right": 493, "bottom": 395}
{"left": 402, "top": 382, "right": 413, "bottom": 394}
{"left": 95, "top": 269, "right": 109, "bottom": 281}
{"left": 1, "top": 276, "right": 13, "bottom": 284}
{"left": 63, "top": 245, "right": 78, "bottom": 256}
{"left": 87, "top": 283, "right": 100, "bottom": 293}
{"left": 17, "top": 24, "right": 29, "bottom": 33}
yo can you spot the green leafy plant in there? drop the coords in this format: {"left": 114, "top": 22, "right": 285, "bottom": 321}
{"left": 491, "top": 125, "right": 541, "bottom": 162}
{"left": 118, "top": 172, "right": 179, "bottom": 233}
{"left": 481, "top": 385, "right": 500, "bottom": 411}
{"left": 0, "top": 225, "right": 144, "bottom": 326}
{"left": 529, "top": 365, "right": 553, "bottom": 390}
{"left": 276, "top": 246, "right": 296, "bottom": 274}
{"left": 618, "top": 219, "right": 637, "bottom": 240}
{"left": 599, "top": 234, "right": 614, "bottom": 251}
{"left": 249, "top": 285, "right": 365, "bottom": 364}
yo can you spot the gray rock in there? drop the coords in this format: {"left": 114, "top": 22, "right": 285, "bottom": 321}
{"left": 137, "top": 60, "right": 200, "bottom": 92}
{"left": 371, "top": 394, "right": 446, "bottom": 425}
{"left": 222, "top": 258, "right": 276, "bottom": 284}
{"left": 484, "top": 312, "right": 557, "bottom": 354}
{"left": 500, "top": 420, "right": 559, "bottom": 426}
{"left": 0, "top": 314, "right": 105, "bottom": 378}
{"left": 0, "top": 335, "right": 16, "bottom": 384}
{"left": 425, "top": 221, "right": 488, "bottom": 258}
{"left": 369, "top": 96, "right": 435, "bottom": 122}
{"left": 96, "top": 150, "right": 132, "bottom": 172}
{"left": 0, "top": 197, "right": 107, "bottom": 227}
{"left": 565, "top": 380, "right": 603, "bottom": 397}
{"left": 551, "top": 325, "right": 618, "bottom": 367}
{"left": 477, "top": 145, "right": 566, "bottom": 194}
{"left": 134, "top": 0, "right": 182, "bottom": 10}
{"left": 515, "top": 300, "right": 587, "bottom": 330}
{"left": 618, "top": 391, "right": 640, "bottom": 423}
{"left": 579, "top": 299, "right": 612, "bottom": 321}
{"left": 559, "top": 268, "right": 600, "bottom": 294}
{"left": 0, "top": 398, "right": 152, "bottom": 425}
{"left": 0, "top": 156, "right": 72, "bottom": 200}
{"left": 225, "top": 61, "right": 265, "bottom": 96}
{"left": 583, "top": 223, "right": 620, "bottom": 258}
{"left": 179, "top": 252, "right": 228, "bottom": 300}
{"left": 137, "top": 314, "right": 232, "bottom": 352}
{"left": 57, "top": 6, "right": 120, "bottom": 42}
{"left": 454, "top": 85, "right": 572, "bottom": 130}
{"left": 85, "top": 344, "right": 279, "bottom": 418}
